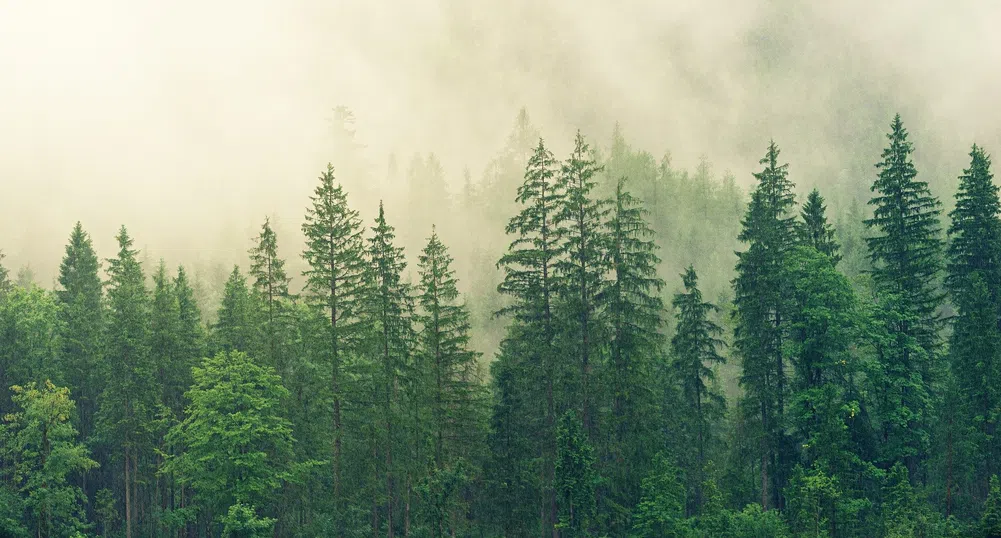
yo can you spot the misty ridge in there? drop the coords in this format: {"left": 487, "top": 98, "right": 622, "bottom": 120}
{"left": 3, "top": 1, "right": 1001, "bottom": 537}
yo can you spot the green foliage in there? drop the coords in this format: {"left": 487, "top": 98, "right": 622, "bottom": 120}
{"left": 164, "top": 351, "right": 294, "bottom": 523}
{"left": 672, "top": 265, "right": 726, "bottom": 514}
{"left": 220, "top": 503, "right": 276, "bottom": 538}
{"left": 799, "top": 189, "right": 842, "bottom": 264}
{"left": 555, "top": 411, "right": 599, "bottom": 537}
{"left": 733, "top": 140, "right": 798, "bottom": 509}
{"left": 865, "top": 114, "right": 944, "bottom": 474}
{"left": 631, "top": 454, "right": 689, "bottom": 538}
{"left": 55, "top": 222, "right": 104, "bottom": 441}
{"left": 2, "top": 381, "right": 98, "bottom": 538}
{"left": 213, "top": 266, "right": 255, "bottom": 354}
{"left": 984, "top": 476, "right": 1001, "bottom": 538}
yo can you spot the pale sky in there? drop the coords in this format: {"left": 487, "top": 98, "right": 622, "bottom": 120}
{"left": 2, "top": 0, "right": 1000, "bottom": 282}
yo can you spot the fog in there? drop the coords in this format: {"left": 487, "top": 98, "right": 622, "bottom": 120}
{"left": 2, "top": 0, "right": 1000, "bottom": 287}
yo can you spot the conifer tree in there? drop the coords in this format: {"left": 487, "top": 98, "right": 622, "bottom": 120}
{"left": 151, "top": 261, "right": 181, "bottom": 416}
{"left": 555, "top": 411, "right": 598, "bottom": 538}
{"left": 601, "top": 177, "right": 665, "bottom": 527}
{"left": 799, "top": 189, "right": 841, "bottom": 264}
{"left": 301, "top": 163, "right": 367, "bottom": 535}
{"left": 214, "top": 266, "right": 255, "bottom": 354}
{"left": 416, "top": 229, "right": 484, "bottom": 468}
{"left": 555, "top": 131, "right": 609, "bottom": 438}
{"left": 733, "top": 140, "right": 798, "bottom": 509}
{"left": 492, "top": 138, "right": 563, "bottom": 534}
{"left": 362, "top": 202, "right": 414, "bottom": 538}
{"left": 98, "top": 225, "right": 155, "bottom": 538}
{"left": 671, "top": 265, "right": 726, "bottom": 514}
{"left": 249, "top": 217, "right": 291, "bottom": 373}
{"left": 56, "top": 222, "right": 104, "bottom": 444}
{"left": 865, "top": 114, "right": 944, "bottom": 476}
{"left": 173, "top": 266, "right": 204, "bottom": 399}
{"left": 946, "top": 144, "right": 1001, "bottom": 491}
{"left": 414, "top": 229, "right": 485, "bottom": 536}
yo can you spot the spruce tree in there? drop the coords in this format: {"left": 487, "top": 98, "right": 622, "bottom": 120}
{"left": 151, "top": 261, "right": 181, "bottom": 416}
{"left": 865, "top": 114, "right": 944, "bottom": 476}
{"left": 415, "top": 229, "right": 485, "bottom": 536}
{"left": 732, "top": 140, "right": 798, "bottom": 509}
{"left": 0, "top": 250, "right": 9, "bottom": 294}
{"left": 671, "top": 265, "right": 726, "bottom": 515}
{"left": 492, "top": 138, "right": 563, "bottom": 534}
{"left": 555, "top": 411, "right": 598, "bottom": 538}
{"left": 301, "top": 163, "right": 367, "bottom": 535}
{"left": 98, "top": 225, "right": 155, "bottom": 538}
{"left": 554, "top": 131, "right": 609, "bottom": 438}
{"left": 601, "top": 176, "right": 665, "bottom": 527}
{"left": 249, "top": 217, "right": 291, "bottom": 374}
{"left": 173, "top": 265, "right": 204, "bottom": 395}
{"left": 946, "top": 144, "right": 1001, "bottom": 491}
{"left": 56, "top": 222, "right": 104, "bottom": 444}
{"left": 214, "top": 266, "right": 255, "bottom": 354}
{"left": 799, "top": 189, "right": 841, "bottom": 264}
{"left": 362, "top": 202, "right": 414, "bottom": 538}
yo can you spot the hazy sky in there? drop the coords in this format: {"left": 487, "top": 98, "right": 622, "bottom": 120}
{"left": 2, "top": 0, "right": 1000, "bottom": 283}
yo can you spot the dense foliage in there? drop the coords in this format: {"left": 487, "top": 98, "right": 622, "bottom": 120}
{"left": 2, "top": 112, "right": 1000, "bottom": 538}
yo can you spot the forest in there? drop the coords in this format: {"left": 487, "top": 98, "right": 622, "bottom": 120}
{"left": 2, "top": 109, "right": 1001, "bottom": 538}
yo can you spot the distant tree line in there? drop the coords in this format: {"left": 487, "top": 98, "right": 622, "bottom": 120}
{"left": 2, "top": 112, "right": 1001, "bottom": 537}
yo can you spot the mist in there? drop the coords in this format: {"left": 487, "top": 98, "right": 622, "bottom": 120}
{"left": 2, "top": 0, "right": 1000, "bottom": 284}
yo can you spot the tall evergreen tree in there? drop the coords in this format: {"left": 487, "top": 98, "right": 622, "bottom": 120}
{"left": 946, "top": 144, "right": 1001, "bottom": 493}
{"left": 214, "top": 266, "right": 255, "bottom": 354}
{"left": 799, "top": 189, "right": 842, "bottom": 264}
{"left": 249, "top": 217, "right": 291, "bottom": 374}
{"left": 414, "top": 229, "right": 486, "bottom": 536}
{"left": 98, "top": 225, "right": 155, "bottom": 538}
{"left": 301, "top": 163, "right": 367, "bottom": 535}
{"left": 492, "top": 138, "right": 563, "bottom": 535}
{"left": 600, "top": 177, "right": 665, "bottom": 529}
{"left": 173, "top": 266, "right": 204, "bottom": 402}
{"left": 865, "top": 114, "right": 944, "bottom": 477}
{"left": 671, "top": 265, "right": 726, "bottom": 515}
{"left": 554, "top": 131, "right": 609, "bottom": 438}
{"left": 56, "top": 222, "right": 104, "bottom": 445}
{"left": 150, "top": 261, "right": 181, "bottom": 416}
{"left": 732, "top": 140, "right": 798, "bottom": 510}
{"left": 362, "top": 202, "right": 414, "bottom": 538}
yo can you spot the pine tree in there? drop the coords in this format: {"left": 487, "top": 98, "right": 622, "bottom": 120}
{"left": 56, "top": 222, "right": 104, "bottom": 444}
{"left": 671, "top": 265, "right": 726, "bottom": 515}
{"left": 946, "top": 144, "right": 1001, "bottom": 494}
{"left": 601, "top": 177, "right": 665, "bottom": 528}
{"left": 416, "top": 230, "right": 484, "bottom": 466}
{"left": 865, "top": 114, "right": 944, "bottom": 477}
{"left": 362, "top": 202, "right": 414, "bottom": 538}
{"left": 984, "top": 475, "right": 1001, "bottom": 538}
{"left": 301, "top": 163, "right": 367, "bottom": 535}
{"left": 214, "top": 266, "right": 255, "bottom": 354}
{"left": 173, "top": 265, "right": 204, "bottom": 400}
{"left": 799, "top": 189, "right": 841, "bottom": 264}
{"left": 732, "top": 140, "right": 798, "bottom": 510}
{"left": 249, "top": 217, "right": 291, "bottom": 374}
{"left": 555, "top": 131, "right": 609, "bottom": 438}
{"left": 98, "top": 225, "right": 155, "bottom": 538}
{"left": 492, "top": 138, "right": 563, "bottom": 534}
{"left": 415, "top": 229, "right": 485, "bottom": 536}
{"left": 151, "top": 261, "right": 181, "bottom": 416}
